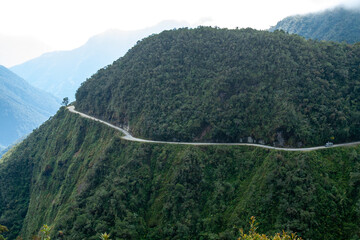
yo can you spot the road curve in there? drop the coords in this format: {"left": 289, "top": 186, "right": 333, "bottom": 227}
{"left": 67, "top": 106, "right": 360, "bottom": 152}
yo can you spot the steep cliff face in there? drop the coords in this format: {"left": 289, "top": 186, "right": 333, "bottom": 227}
{"left": 1, "top": 108, "right": 359, "bottom": 240}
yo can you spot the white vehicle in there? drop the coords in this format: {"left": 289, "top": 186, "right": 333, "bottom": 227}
{"left": 325, "top": 142, "right": 334, "bottom": 147}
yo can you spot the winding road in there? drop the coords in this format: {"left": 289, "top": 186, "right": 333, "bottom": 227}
{"left": 67, "top": 106, "right": 360, "bottom": 152}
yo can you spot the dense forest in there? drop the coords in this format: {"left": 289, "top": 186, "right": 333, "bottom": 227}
{"left": 2, "top": 27, "right": 360, "bottom": 240}
{"left": 270, "top": 7, "right": 360, "bottom": 44}
{"left": 0, "top": 108, "right": 359, "bottom": 239}
{"left": 76, "top": 27, "right": 360, "bottom": 147}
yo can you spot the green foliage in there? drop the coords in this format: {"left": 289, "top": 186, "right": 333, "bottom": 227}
{"left": 0, "top": 224, "right": 9, "bottom": 240}
{"left": 40, "top": 225, "right": 51, "bottom": 240}
{"left": 99, "top": 232, "right": 111, "bottom": 240}
{"left": 1, "top": 108, "right": 360, "bottom": 239}
{"left": 76, "top": 27, "right": 360, "bottom": 147}
{"left": 238, "top": 216, "right": 302, "bottom": 240}
{"left": 61, "top": 97, "right": 69, "bottom": 107}
{"left": 2, "top": 27, "right": 360, "bottom": 240}
{"left": 270, "top": 7, "right": 360, "bottom": 44}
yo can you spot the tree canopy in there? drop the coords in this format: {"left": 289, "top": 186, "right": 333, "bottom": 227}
{"left": 270, "top": 7, "right": 360, "bottom": 44}
{"left": 76, "top": 27, "right": 360, "bottom": 147}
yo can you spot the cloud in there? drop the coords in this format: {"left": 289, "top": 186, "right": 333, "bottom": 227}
{"left": 340, "top": 0, "right": 360, "bottom": 9}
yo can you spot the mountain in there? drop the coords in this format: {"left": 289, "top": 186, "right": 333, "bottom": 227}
{"left": 1, "top": 27, "right": 360, "bottom": 240}
{"left": 269, "top": 7, "right": 360, "bottom": 43}
{"left": 0, "top": 145, "right": 5, "bottom": 154}
{"left": 10, "top": 21, "right": 188, "bottom": 100}
{"left": 0, "top": 65, "right": 59, "bottom": 148}
{"left": 1, "top": 108, "right": 360, "bottom": 240}
{"left": 0, "top": 34, "right": 52, "bottom": 68}
{"left": 76, "top": 27, "right": 360, "bottom": 147}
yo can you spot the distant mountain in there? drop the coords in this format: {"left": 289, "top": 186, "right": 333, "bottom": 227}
{"left": 0, "top": 145, "right": 5, "bottom": 154}
{"left": 10, "top": 21, "right": 188, "bottom": 100}
{"left": 270, "top": 7, "right": 360, "bottom": 43}
{"left": 0, "top": 65, "right": 59, "bottom": 147}
{"left": 0, "top": 34, "right": 52, "bottom": 67}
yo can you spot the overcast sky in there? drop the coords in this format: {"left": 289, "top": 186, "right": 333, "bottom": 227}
{"left": 0, "top": 0, "right": 359, "bottom": 51}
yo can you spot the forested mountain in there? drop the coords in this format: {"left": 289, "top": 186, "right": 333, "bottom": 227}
{"left": 76, "top": 27, "right": 360, "bottom": 147}
{"left": 269, "top": 7, "right": 360, "bottom": 43}
{"left": 10, "top": 21, "right": 188, "bottom": 100}
{"left": 1, "top": 27, "right": 360, "bottom": 240}
{"left": 0, "top": 65, "right": 59, "bottom": 148}
{"left": 0, "top": 107, "right": 359, "bottom": 240}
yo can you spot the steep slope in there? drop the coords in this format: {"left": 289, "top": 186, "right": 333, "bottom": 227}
{"left": 0, "top": 107, "right": 359, "bottom": 240}
{"left": 10, "top": 21, "right": 188, "bottom": 99}
{"left": 269, "top": 7, "right": 360, "bottom": 43}
{"left": 76, "top": 27, "right": 360, "bottom": 147}
{"left": 0, "top": 66, "right": 59, "bottom": 147}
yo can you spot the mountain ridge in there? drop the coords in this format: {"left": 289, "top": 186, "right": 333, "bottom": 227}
{"left": 76, "top": 27, "right": 360, "bottom": 147}
{"left": 1, "top": 107, "right": 359, "bottom": 239}
{"left": 269, "top": 7, "right": 360, "bottom": 43}
{"left": 10, "top": 21, "right": 189, "bottom": 100}
{"left": 1, "top": 27, "right": 360, "bottom": 240}
{"left": 0, "top": 65, "right": 59, "bottom": 147}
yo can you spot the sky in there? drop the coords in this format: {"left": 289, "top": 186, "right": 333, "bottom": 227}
{"left": 0, "top": 0, "right": 359, "bottom": 66}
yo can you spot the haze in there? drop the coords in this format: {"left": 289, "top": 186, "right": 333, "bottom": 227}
{"left": 0, "top": 0, "right": 359, "bottom": 67}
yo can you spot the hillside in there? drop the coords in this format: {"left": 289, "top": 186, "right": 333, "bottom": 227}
{"left": 0, "top": 66, "right": 59, "bottom": 148}
{"left": 76, "top": 27, "right": 360, "bottom": 147}
{"left": 0, "top": 107, "right": 359, "bottom": 240}
{"left": 1, "top": 28, "right": 360, "bottom": 240}
{"left": 10, "top": 21, "right": 188, "bottom": 100}
{"left": 269, "top": 7, "right": 360, "bottom": 43}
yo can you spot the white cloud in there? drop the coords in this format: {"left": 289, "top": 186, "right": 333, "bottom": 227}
{"left": 0, "top": 0, "right": 356, "bottom": 51}
{"left": 341, "top": 0, "right": 360, "bottom": 8}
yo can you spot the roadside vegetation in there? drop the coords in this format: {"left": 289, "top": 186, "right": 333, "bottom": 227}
{"left": 1, "top": 108, "right": 359, "bottom": 239}
{"left": 1, "top": 27, "right": 360, "bottom": 239}
{"left": 76, "top": 27, "right": 360, "bottom": 147}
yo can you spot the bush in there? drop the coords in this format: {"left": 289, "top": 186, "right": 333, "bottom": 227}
{"left": 238, "top": 217, "right": 302, "bottom": 240}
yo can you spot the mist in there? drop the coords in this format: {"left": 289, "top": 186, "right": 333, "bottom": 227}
{"left": 341, "top": 0, "right": 360, "bottom": 9}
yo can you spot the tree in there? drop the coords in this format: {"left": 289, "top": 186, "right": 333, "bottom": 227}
{"left": 0, "top": 224, "right": 9, "bottom": 240}
{"left": 238, "top": 217, "right": 302, "bottom": 240}
{"left": 99, "top": 232, "right": 111, "bottom": 240}
{"left": 40, "top": 225, "right": 51, "bottom": 240}
{"left": 62, "top": 97, "right": 69, "bottom": 106}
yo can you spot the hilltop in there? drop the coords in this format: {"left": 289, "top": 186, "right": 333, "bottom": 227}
{"left": 76, "top": 27, "right": 360, "bottom": 147}
{"left": 10, "top": 21, "right": 188, "bottom": 99}
{"left": 270, "top": 7, "right": 360, "bottom": 43}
